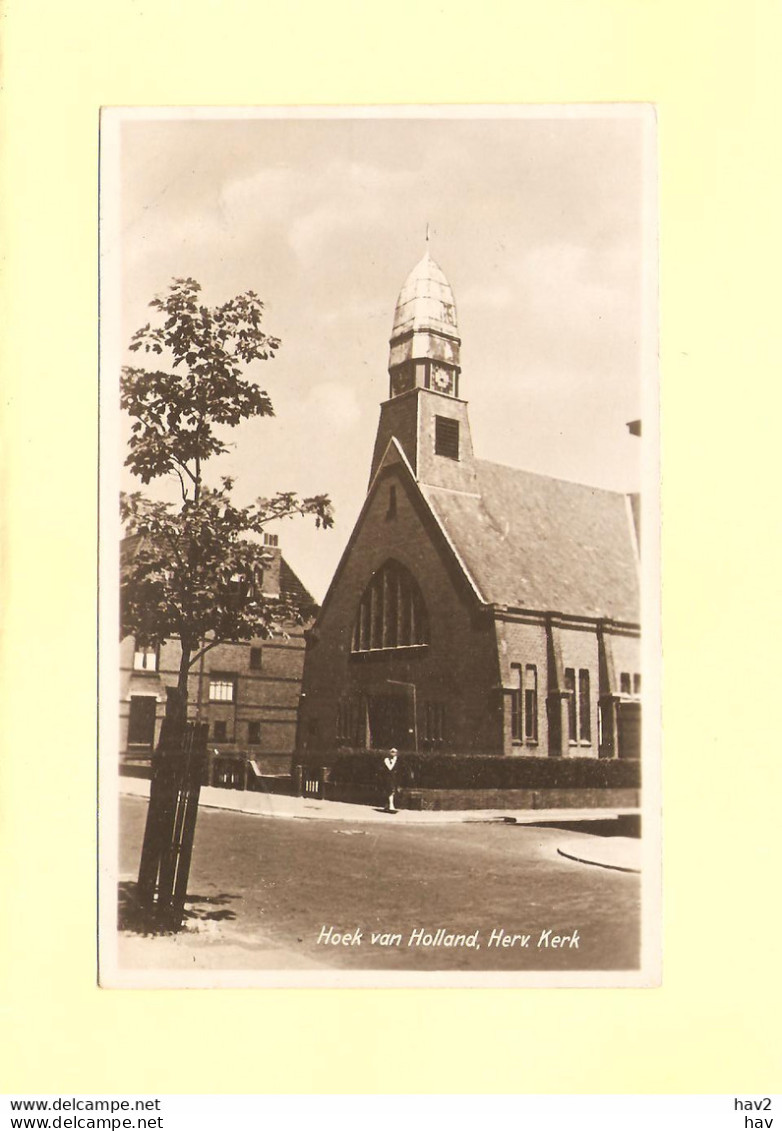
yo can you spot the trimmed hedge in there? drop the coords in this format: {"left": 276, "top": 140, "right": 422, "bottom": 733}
{"left": 119, "top": 761, "right": 152, "bottom": 779}
{"left": 299, "top": 751, "right": 640, "bottom": 791}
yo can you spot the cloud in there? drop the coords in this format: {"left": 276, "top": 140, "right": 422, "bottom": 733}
{"left": 509, "top": 239, "right": 638, "bottom": 341}
{"left": 458, "top": 281, "right": 515, "bottom": 311}
{"left": 208, "top": 156, "right": 420, "bottom": 264}
{"left": 219, "top": 166, "right": 297, "bottom": 226}
{"left": 302, "top": 381, "right": 362, "bottom": 432}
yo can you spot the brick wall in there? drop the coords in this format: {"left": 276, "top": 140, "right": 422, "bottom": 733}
{"left": 120, "top": 626, "right": 308, "bottom": 763}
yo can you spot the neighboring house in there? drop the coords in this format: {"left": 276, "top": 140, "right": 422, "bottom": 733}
{"left": 294, "top": 250, "right": 641, "bottom": 770}
{"left": 120, "top": 535, "right": 316, "bottom": 775}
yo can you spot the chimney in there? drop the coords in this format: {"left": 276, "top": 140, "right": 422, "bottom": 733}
{"left": 261, "top": 532, "right": 282, "bottom": 596}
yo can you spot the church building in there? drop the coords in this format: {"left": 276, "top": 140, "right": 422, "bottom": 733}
{"left": 294, "top": 249, "right": 641, "bottom": 796}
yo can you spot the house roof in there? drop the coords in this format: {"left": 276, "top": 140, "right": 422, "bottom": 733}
{"left": 279, "top": 556, "right": 317, "bottom": 610}
{"left": 423, "top": 460, "right": 640, "bottom": 622}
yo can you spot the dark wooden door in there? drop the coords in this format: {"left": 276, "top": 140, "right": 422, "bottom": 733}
{"left": 128, "top": 695, "right": 157, "bottom": 747}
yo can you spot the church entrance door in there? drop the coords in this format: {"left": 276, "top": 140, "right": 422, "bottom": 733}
{"left": 367, "top": 694, "right": 411, "bottom": 751}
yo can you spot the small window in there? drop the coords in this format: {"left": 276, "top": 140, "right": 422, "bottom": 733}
{"left": 263, "top": 533, "right": 279, "bottom": 547}
{"left": 564, "top": 668, "right": 577, "bottom": 743}
{"left": 386, "top": 485, "right": 397, "bottom": 520}
{"left": 578, "top": 669, "right": 591, "bottom": 742}
{"left": 133, "top": 644, "right": 158, "bottom": 672}
{"left": 510, "top": 664, "right": 522, "bottom": 742}
{"left": 336, "top": 699, "right": 355, "bottom": 744}
{"left": 620, "top": 672, "right": 632, "bottom": 695}
{"left": 524, "top": 664, "right": 538, "bottom": 742}
{"left": 213, "top": 720, "right": 228, "bottom": 742}
{"left": 435, "top": 416, "right": 460, "bottom": 460}
{"left": 249, "top": 647, "right": 263, "bottom": 670}
{"left": 565, "top": 667, "right": 592, "bottom": 744}
{"left": 209, "top": 676, "right": 236, "bottom": 702}
{"left": 633, "top": 673, "right": 641, "bottom": 695}
{"left": 228, "top": 573, "right": 250, "bottom": 605}
{"left": 423, "top": 703, "right": 445, "bottom": 747}
{"left": 247, "top": 721, "right": 261, "bottom": 745}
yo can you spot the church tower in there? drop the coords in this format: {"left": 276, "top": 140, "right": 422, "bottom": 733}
{"left": 369, "top": 246, "right": 478, "bottom": 493}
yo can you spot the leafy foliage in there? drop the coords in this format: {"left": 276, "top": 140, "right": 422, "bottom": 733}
{"left": 121, "top": 278, "right": 279, "bottom": 490}
{"left": 120, "top": 278, "right": 333, "bottom": 696}
{"left": 121, "top": 482, "right": 330, "bottom": 655}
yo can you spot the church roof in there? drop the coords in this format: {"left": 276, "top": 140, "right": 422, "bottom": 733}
{"left": 423, "top": 460, "right": 640, "bottom": 623}
{"left": 391, "top": 249, "right": 459, "bottom": 341}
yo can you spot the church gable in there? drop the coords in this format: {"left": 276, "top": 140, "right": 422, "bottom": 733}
{"left": 298, "top": 455, "right": 503, "bottom": 756}
{"left": 317, "top": 448, "right": 482, "bottom": 633}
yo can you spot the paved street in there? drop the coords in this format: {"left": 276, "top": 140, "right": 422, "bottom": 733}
{"left": 117, "top": 795, "right": 641, "bottom": 972}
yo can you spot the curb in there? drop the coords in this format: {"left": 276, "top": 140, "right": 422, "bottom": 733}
{"left": 556, "top": 845, "right": 641, "bottom": 874}
{"left": 119, "top": 781, "right": 638, "bottom": 830}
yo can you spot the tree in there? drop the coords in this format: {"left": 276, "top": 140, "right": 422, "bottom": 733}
{"left": 120, "top": 277, "right": 333, "bottom": 710}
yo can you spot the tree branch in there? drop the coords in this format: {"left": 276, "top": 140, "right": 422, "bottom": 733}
{"left": 172, "top": 465, "right": 188, "bottom": 503}
{"left": 188, "top": 638, "right": 223, "bottom": 668}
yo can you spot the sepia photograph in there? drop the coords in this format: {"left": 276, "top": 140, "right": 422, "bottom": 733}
{"left": 98, "top": 106, "right": 659, "bottom": 987}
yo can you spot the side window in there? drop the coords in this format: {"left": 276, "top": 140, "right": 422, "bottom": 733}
{"left": 578, "top": 669, "right": 591, "bottom": 742}
{"left": 386, "top": 485, "right": 397, "bottom": 519}
{"left": 510, "top": 664, "right": 522, "bottom": 741}
{"left": 209, "top": 675, "right": 236, "bottom": 702}
{"left": 564, "top": 668, "right": 577, "bottom": 742}
{"left": 133, "top": 643, "right": 158, "bottom": 671}
{"left": 524, "top": 664, "right": 538, "bottom": 741}
{"left": 423, "top": 703, "right": 445, "bottom": 748}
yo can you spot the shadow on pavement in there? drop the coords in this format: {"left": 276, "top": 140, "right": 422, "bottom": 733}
{"left": 525, "top": 814, "right": 641, "bottom": 839}
{"left": 117, "top": 880, "right": 241, "bottom": 935}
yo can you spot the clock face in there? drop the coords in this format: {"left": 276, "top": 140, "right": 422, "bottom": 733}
{"left": 431, "top": 363, "right": 454, "bottom": 394}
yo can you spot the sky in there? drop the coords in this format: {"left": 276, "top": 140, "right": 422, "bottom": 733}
{"left": 114, "top": 109, "right": 653, "bottom": 602}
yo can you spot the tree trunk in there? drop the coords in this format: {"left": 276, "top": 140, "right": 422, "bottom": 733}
{"left": 177, "top": 635, "right": 193, "bottom": 708}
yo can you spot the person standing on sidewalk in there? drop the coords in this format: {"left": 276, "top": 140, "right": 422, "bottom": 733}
{"left": 383, "top": 748, "right": 399, "bottom": 813}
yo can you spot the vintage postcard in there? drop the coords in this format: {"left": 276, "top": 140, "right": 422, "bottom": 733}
{"left": 4, "top": 0, "right": 780, "bottom": 1101}
{"left": 98, "top": 105, "right": 660, "bottom": 988}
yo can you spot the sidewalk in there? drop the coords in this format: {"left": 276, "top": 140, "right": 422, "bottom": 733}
{"left": 119, "top": 777, "right": 642, "bottom": 872}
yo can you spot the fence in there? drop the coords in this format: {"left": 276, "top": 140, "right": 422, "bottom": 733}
{"left": 136, "top": 717, "right": 208, "bottom": 931}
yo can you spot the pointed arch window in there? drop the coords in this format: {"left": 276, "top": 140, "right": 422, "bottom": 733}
{"left": 351, "top": 560, "right": 429, "bottom": 652}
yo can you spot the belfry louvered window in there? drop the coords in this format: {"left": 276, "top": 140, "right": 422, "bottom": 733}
{"left": 435, "top": 415, "right": 460, "bottom": 460}
{"left": 351, "top": 560, "right": 429, "bottom": 652}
